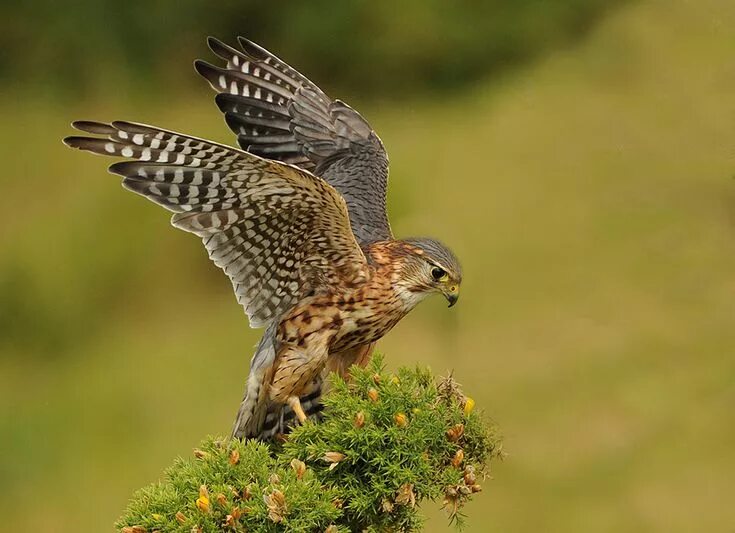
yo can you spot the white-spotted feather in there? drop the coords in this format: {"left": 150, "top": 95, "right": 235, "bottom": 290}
{"left": 197, "top": 37, "right": 393, "bottom": 245}
{"left": 64, "top": 121, "right": 367, "bottom": 328}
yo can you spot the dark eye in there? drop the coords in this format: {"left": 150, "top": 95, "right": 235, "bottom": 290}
{"left": 431, "top": 267, "right": 447, "bottom": 281}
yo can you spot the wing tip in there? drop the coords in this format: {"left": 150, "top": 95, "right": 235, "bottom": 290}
{"left": 213, "top": 92, "right": 231, "bottom": 106}
{"left": 108, "top": 160, "right": 132, "bottom": 176}
{"left": 194, "top": 59, "right": 219, "bottom": 81}
{"left": 206, "top": 35, "right": 221, "bottom": 50}
{"left": 237, "top": 36, "right": 269, "bottom": 61}
{"left": 223, "top": 111, "right": 243, "bottom": 131}
{"left": 62, "top": 135, "right": 79, "bottom": 148}
{"left": 70, "top": 120, "right": 114, "bottom": 134}
{"left": 207, "top": 36, "right": 238, "bottom": 59}
{"left": 63, "top": 135, "right": 102, "bottom": 152}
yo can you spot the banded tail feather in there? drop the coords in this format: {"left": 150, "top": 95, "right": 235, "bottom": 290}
{"left": 248, "top": 386, "right": 325, "bottom": 441}
{"left": 231, "top": 321, "right": 325, "bottom": 440}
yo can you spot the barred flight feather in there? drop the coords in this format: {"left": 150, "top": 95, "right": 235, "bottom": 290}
{"left": 197, "top": 37, "right": 393, "bottom": 244}
{"left": 63, "top": 121, "right": 367, "bottom": 328}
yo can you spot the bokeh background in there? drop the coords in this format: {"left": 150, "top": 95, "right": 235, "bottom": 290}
{"left": 1, "top": 0, "right": 734, "bottom": 531}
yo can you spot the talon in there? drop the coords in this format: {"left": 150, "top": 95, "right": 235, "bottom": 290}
{"left": 288, "top": 396, "right": 308, "bottom": 423}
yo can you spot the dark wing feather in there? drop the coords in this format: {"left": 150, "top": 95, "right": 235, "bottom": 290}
{"left": 196, "top": 37, "right": 392, "bottom": 245}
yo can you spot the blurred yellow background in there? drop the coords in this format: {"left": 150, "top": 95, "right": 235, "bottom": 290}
{"left": 1, "top": 0, "right": 734, "bottom": 531}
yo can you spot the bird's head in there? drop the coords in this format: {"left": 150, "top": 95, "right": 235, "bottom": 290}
{"left": 393, "top": 238, "right": 462, "bottom": 309}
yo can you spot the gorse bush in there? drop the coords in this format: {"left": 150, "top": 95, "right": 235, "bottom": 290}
{"left": 117, "top": 356, "right": 502, "bottom": 532}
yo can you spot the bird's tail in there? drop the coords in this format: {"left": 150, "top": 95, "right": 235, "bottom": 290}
{"left": 231, "top": 322, "right": 278, "bottom": 440}
{"left": 231, "top": 322, "right": 325, "bottom": 440}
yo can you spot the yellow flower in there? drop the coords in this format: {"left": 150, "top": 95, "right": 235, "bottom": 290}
{"left": 196, "top": 485, "right": 210, "bottom": 513}
{"left": 463, "top": 397, "right": 475, "bottom": 416}
{"left": 196, "top": 495, "right": 210, "bottom": 513}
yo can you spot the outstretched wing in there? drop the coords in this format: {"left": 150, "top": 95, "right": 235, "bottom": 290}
{"left": 194, "top": 37, "right": 392, "bottom": 245}
{"left": 64, "top": 120, "right": 367, "bottom": 328}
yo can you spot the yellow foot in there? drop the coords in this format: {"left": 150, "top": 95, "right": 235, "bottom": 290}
{"left": 288, "top": 396, "right": 308, "bottom": 424}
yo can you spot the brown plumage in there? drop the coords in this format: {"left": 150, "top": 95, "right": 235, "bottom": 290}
{"left": 63, "top": 38, "right": 462, "bottom": 440}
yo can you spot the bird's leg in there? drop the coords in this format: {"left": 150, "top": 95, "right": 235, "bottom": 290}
{"left": 288, "top": 395, "right": 308, "bottom": 424}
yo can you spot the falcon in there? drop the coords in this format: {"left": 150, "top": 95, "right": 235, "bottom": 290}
{"left": 64, "top": 37, "right": 462, "bottom": 440}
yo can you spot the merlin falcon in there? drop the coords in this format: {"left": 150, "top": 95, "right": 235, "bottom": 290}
{"left": 64, "top": 37, "right": 462, "bottom": 440}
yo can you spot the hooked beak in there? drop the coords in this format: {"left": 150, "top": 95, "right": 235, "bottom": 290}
{"left": 444, "top": 285, "right": 460, "bottom": 308}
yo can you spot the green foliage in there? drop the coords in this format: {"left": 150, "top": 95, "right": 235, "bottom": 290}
{"left": 118, "top": 439, "right": 341, "bottom": 532}
{"left": 117, "top": 356, "right": 502, "bottom": 532}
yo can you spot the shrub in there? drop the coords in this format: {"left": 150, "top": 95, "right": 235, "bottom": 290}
{"left": 117, "top": 355, "right": 502, "bottom": 532}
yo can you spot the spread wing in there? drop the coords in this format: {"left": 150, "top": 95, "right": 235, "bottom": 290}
{"left": 194, "top": 37, "right": 392, "bottom": 245}
{"left": 64, "top": 120, "right": 367, "bottom": 328}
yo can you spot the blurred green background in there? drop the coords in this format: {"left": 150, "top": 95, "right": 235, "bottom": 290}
{"left": 1, "top": 0, "right": 734, "bottom": 531}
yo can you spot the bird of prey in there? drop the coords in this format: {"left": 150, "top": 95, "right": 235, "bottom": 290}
{"left": 64, "top": 37, "right": 462, "bottom": 440}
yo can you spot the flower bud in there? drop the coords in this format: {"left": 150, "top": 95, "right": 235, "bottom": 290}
{"left": 228, "top": 448, "right": 240, "bottom": 465}
{"left": 446, "top": 423, "right": 464, "bottom": 442}
{"left": 368, "top": 388, "right": 379, "bottom": 402}
{"left": 290, "top": 458, "right": 306, "bottom": 480}
{"left": 323, "top": 451, "right": 346, "bottom": 470}
{"left": 264, "top": 489, "right": 287, "bottom": 523}
{"left": 193, "top": 449, "right": 208, "bottom": 459}
{"left": 464, "top": 464, "right": 477, "bottom": 485}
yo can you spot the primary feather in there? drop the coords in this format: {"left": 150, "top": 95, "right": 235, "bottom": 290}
{"left": 196, "top": 37, "right": 392, "bottom": 245}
